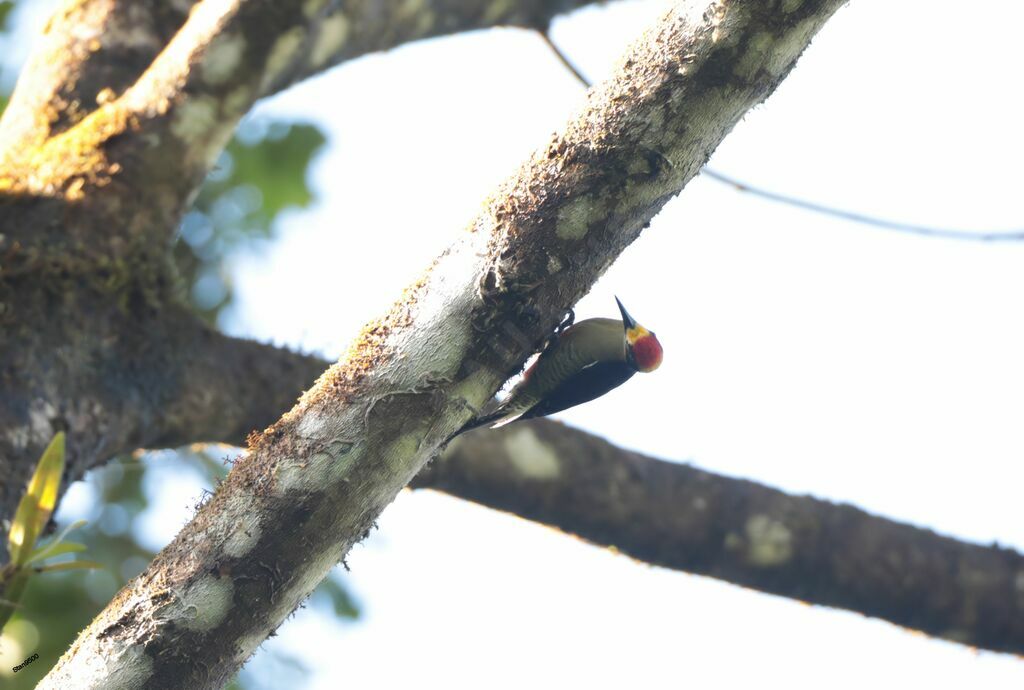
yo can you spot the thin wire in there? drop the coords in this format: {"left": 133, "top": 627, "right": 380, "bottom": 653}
{"left": 699, "top": 169, "right": 1024, "bottom": 242}
{"left": 539, "top": 31, "right": 1024, "bottom": 243}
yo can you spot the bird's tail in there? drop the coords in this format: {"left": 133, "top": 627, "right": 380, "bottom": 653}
{"left": 448, "top": 398, "right": 530, "bottom": 441}
{"left": 451, "top": 409, "right": 505, "bottom": 438}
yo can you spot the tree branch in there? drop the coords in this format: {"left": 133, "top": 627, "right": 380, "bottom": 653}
{"left": 0, "top": 295, "right": 323, "bottom": 526}
{"left": 155, "top": 315, "right": 328, "bottom": 449}
{"left": 39, "top": 2, "right": 848, "bottom": 686}
{"left": 270, "top": 0, "right": 613, "bottom": 98}
{"left": 415, "top": 420, "right": 1024, "bottom": 655}
{"left": 0, "top": 0, "right": 194, "bottom": 158}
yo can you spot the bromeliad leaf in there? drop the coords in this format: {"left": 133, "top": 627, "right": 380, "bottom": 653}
{"left": 32, "top": 561, "right": 104, "bottom": 575}
{"left": 25, "top": 518, "right": 89, "bottom": 565}
{"left": 26, "top": 540, "right": 88, "bottom": 566}
{"left": 7, "top": 432, "right": 66, "bottom": 566}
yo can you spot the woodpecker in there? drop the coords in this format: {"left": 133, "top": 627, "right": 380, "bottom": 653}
{"left": 461, "top": 297, "right": 663, "bottom": 432}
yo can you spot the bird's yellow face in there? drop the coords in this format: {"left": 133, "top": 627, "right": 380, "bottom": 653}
{"left": 626, "top": 324, "right": 663, "bottom": 373}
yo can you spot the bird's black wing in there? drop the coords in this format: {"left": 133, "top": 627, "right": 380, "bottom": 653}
{"left": 521, "top": 360, "right": 635, "bottom": 420}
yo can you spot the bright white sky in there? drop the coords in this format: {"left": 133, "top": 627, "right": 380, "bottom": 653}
{"left": 40, "top": 0, "right": 1024, "bottom": 687}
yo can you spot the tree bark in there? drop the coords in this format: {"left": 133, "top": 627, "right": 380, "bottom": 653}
{"left": 25, "top": 0, "right": 849, "bottom": 687}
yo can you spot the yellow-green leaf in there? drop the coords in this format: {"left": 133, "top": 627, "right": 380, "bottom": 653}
{"left": 26, "top": 541, "right": 88, "bottom": 565}
{"left": 7, "top": 432, "right": 66, "bottom": 566}
{"left": 24, "top": 518, "right": 88, "bottom": 565}
{"left": 33, "top": 560, "right": 103, "bottom": 575}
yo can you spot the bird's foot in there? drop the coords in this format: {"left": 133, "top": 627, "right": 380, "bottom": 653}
{"left": 555, "top": 308, "right": 575, "bottom": 334}
{"left": 539, "top": 308, "right": 575, "bottom": 354}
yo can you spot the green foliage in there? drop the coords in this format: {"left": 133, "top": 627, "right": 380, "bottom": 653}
{"left": 0, "top": 433, "right": 101, "bottom": 687}
{"left": 0, "top": 454, "right": 152, "bottom": 689}
{"left": 6, "top": 432, "right": 65, "bottom": 569}
{"left": 226, "top": 121, "right": 325, "bottom": 215}
{"left": 0, "top": 1, "right": 14, "bottom": 31}
{"left": 175, "top": 119, "right": 327, "bottom": 323}
{"left": 1, "top": 434, "right": 100, "bottom": 630}
{"left": 314, "top": 575, "right": 361, "bottom": 619}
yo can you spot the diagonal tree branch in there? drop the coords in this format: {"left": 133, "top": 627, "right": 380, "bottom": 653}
{"left": 39, "top": 1, "right": 849, "bottom": 686}
{"left": 415, "top": 420, "right": 1024, "bottom": 655}
{"left": 267, "top": 0, "right": 611, "bottom": 99}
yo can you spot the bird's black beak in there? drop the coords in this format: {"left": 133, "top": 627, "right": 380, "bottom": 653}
{"left": 615, "top": 296, "right": 638, "bottom": 331}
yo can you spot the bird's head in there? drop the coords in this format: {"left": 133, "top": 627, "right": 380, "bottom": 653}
{"left": 616, "top": 296, "right": 663, "bottom": 373}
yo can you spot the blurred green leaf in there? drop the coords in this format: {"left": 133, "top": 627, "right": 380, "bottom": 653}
{"left": 25, "top": 541, "right": 87, "bottom": 565}
{"left": 0, "top": 2, "right": 14, "bottom": 30}
{"left": 8, "top": 432, "right": 65, "bottom": 567}
{"left": 313, "top": 575, "right": 361, "bottom": 620}
{"left": 225, "top": 124, "right": 325, "bottom": 216}
{"left": 33, "top": 561, "right": 104, "bottom": 575}
{"left": 0, "top": 455, "right": 153, "bottom": 689}
{"left": 2, "top": 436, "right": 104, "bottom": 642}
{"left": 176, "top": 120, "right": 326, "bottom": 323}
{"left": 26, "top": 519, "right": 89, "bottom": 565}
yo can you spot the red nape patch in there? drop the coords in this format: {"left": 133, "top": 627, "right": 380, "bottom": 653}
{"left": 633, "top": 334, "right": 663, "bottom": 372}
